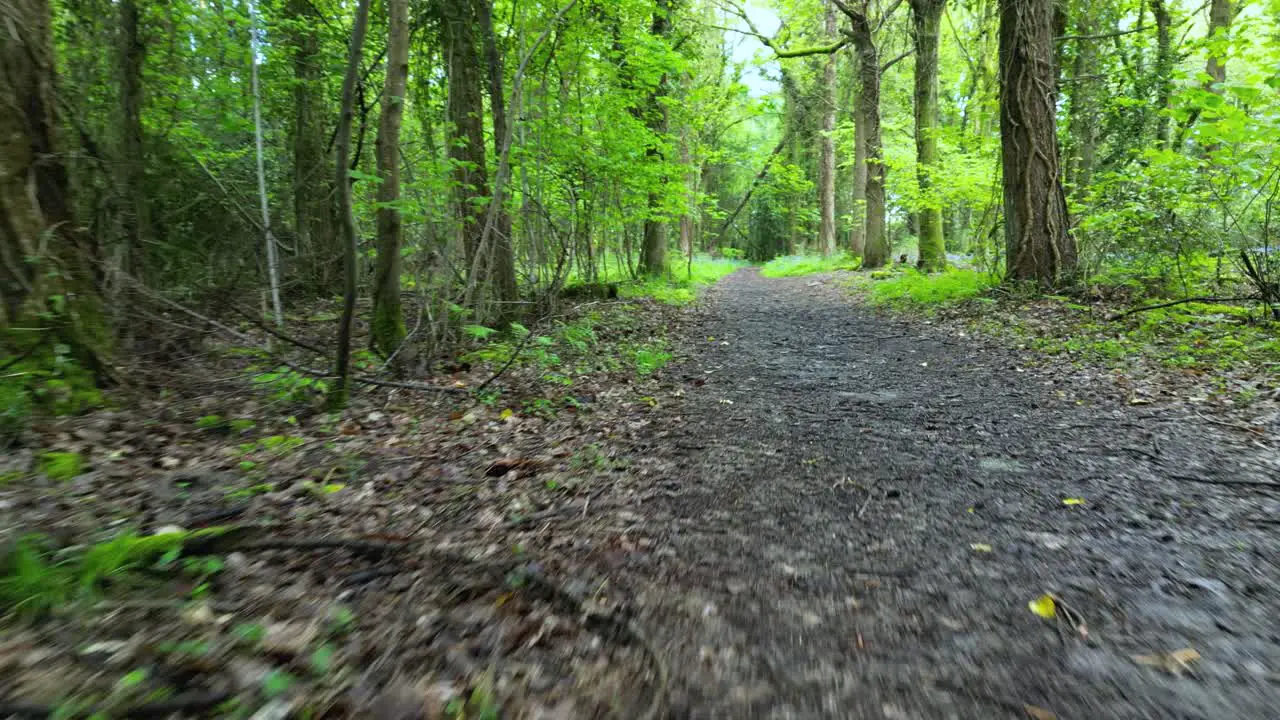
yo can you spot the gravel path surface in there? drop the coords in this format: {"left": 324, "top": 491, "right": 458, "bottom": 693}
{"left": 628, "top": 269, "right": 1280, "bottom": 719}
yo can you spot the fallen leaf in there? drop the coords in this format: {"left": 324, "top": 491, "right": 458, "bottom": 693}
{"left": 970, "top": 543, "right": 993, "bottom": 552}
{"left": 1028, "top": 594, "right": 1057, "bottom": 619}
{"left": 1062, "top": 498, "right": 1085, "bottom": 506}
{"left": 1133, "top": 648, "right": 1201, "bottom": 675}
{"left": 1023, "top": 704, "right": 1057, "bottom": 720}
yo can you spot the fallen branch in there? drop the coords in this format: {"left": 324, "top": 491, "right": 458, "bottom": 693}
{"left": 226, "top": 302, "right": 329, "bottom": 355}
{"left": 473, "top": 327, "right": 538, "bottom": 394}
{"left": 1105, "top": 296, "right": 1259, "bottom": 321}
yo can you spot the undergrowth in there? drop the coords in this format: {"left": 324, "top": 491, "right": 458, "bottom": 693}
{"left": 760, "top": 254, "right": 861, "bottom": 278}
{"left": 866, "top": 269, "right": 998, "bottom": 310}
{"left": 618, "top": 255, "right": 747, "bottom": 305}
{"left": 0, "top": 529, "right": 228, "bottom": 618}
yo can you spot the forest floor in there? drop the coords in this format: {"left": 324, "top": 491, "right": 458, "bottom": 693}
{"left": 3, "top": 268, "right": 1279, "bottom": 719}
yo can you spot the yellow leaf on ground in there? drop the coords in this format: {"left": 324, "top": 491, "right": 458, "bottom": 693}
{"left": 1028, "top": 594, "right": 1057, "bottom": 619}
{"left": 500, "top": 409, "right": 514, "bottom": 420}
{"left": 1023, "top": 704, "right": 1058, "bottom": 720}
{"left": 970, "top": 543, "right": 993, "bottom": 552}
{"left": 1062, "top": 498, "right": 1085, "bottom": 506}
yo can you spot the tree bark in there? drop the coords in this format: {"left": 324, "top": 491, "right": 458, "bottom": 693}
{"left": 1151, "top": 0, "right": 1173, "bottom": 149}
{"left": 845, "top": 4, "right": 889, "bottom": 269}
{"left": 1, "top": 0, "right": 109, "bottom": 373}
{"left": 639, "top": 0, "right": 672, "bottom": 276}
{"left": 850, "top": 70, "right": 868, "bottom": 257}
{"left": 248, "top": 0, "right": 284, "bottom": 328}
{"left": 817, "top": 0, "right": 838, "bottom": 257}
{"left": 331, "top": 0, "right": 372, "bottom": 409}
{"left": 287, "top": 0, "right": 334, "bottom": 292}
{"left": 117, "top": 0, "right": 149, "bottom": 275}
{"left": 1064, "top": 11, "right": 1098, "bottom": 197}
{"left": 440, "top": 0, "right": 490, "bottom": 277}
{"left": 479, "top": 0, "right": 517, "bottom": 317}
{"left": 371, "top": 0, "right": 409, "bottom": 355}
{"left": 910, "top": 0, "right": 946, "bottom": 271}
{"left": 999, "top": 0, "right": 1076, "bottom": 285}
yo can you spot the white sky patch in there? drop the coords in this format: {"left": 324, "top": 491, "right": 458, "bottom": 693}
{"left": 725, "top": 2, "right": 782, "bottom": 97}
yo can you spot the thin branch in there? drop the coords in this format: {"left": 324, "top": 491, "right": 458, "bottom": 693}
{"left": 1105, "top": 296, "right": 1259, "bottom": 321}
{"left": 880, "top": 48, "right": 912, "bottom": 72}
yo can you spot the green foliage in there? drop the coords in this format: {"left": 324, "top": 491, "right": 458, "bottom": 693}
{"left": 760, "top": 254, "right": 861, "bottom": 278}
{"left": 868, "top": 269, "right": 998, "bottom": 309}
{"left": 0, "top": 340, "right": 104, "bottom": 446}
{"left": 619, "top": 255, "right": 746, "bottom": 305}
{"left": 0, "top": 529, "right": 228, "bottom": 617}
{"left": 38, "top": 451, "right": 83, "bottom": 482}
{"left": 632, "top": 342, "right": 672, "bottom": 375}
{"left": 251, "top": 367, "right": 328, "bottom": 405}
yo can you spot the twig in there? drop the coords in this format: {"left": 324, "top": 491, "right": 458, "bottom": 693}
{"left": 226, "top": 302, "right": 329, "bottom": 355}
{"left": 1193, "top": 410, "right": 1268, "bottom": 437}
{"left": 1106, "top": 296, "right": 1259, "bottom": 321}
{"left": 473, "top": 328, "right": 538, "bottom": 394}
{"left": 1168, "top": 474, "right": 1280, "bottom": 490}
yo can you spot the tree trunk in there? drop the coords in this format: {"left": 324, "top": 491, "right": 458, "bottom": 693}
{"left": 999, "top": 0, "right": 1076, "bottom": 285}
{"left": 117, "top": 0, "right": 149, "bottom": 275}
{"left": 287, "top": 0, "right": 334, "bottom": 292}
{"left": 248, "top": 0, "right": 284, "bottom": 328}
{"left": 850, "top": 74, "right": 868, "bottom": 257}
{"left": 1064, "top": 12, "right": 1098, "bottom": 197}
{"left": 331, "top": 0, "right": 372, "bottom": 409}
{"left": 441, "top": 0, "right": 490, "bottom": 278}
{"left": 639, "top": 0, "right": 671, "bottom": 276}
{"left": 371, "top": 0, "right": 409, "bottom": 355}
{"left": 817, "top": 0, "right": 838, "bottom": 257}
{"left": 910, "top": 0, "right": 946, "bottom": 271}
{"left": 1152, "top": 0, "right": 1173, "bottom": 149}
{"left": 847, "top": 6, "right": 889, "bottom": 269}
{"left": 1, "top": 0, "right": 109, "bottom": 373}
{"left": 480, "top": 0, "right": 518, "bottom": 318}
{"left": 1205, "top": 0, "right": 1230, "bottom": 91}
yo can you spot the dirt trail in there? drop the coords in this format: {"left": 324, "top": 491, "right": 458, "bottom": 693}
{"left": 625, "top": 269, "right": 1280, "bottom": 719}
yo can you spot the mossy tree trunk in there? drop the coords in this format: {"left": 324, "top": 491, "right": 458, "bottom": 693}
{"left": 371, "top": 0, "right": 410, "bottom": 355}
{"left": 639, "top": 0, "right": 673, "bottom": 277}
{"left": 999, "top": 0, "right": 1076, "bottom": 285}
{"left": 287, "top": 0, "right": 336, "bottom": 293}
{"left": 817, "top": 0, "right": 838, "bottom": 257}
{"left": 910, "top": 0, "right": 946, "bottom": 271}
{"left": 844, "top": 2, "right": 890, "bottom": 269}
{"left": 480, "top": 0, "right": 518, "bottom": 318}
{"left": 1, "top": 0, "right": 110, "bottom": 374}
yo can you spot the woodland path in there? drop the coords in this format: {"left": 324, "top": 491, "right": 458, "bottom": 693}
{"left": 623, "top": 269, "right": 1280, "bottom": 719}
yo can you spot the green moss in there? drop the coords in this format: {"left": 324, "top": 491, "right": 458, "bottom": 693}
{"left": 371, "top": 302, "right": 407, "bottom": 357}
{"left": 760, "top": 254, "right": 861, "bottom": 278}
{"left": 38, "top": 451, "right": 83, "bottom": 482}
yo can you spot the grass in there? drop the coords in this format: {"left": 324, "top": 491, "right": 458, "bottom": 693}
{"left": 38, "top": 451, "right": 84, "bottom": 482}
{"left": 867, "top": 268, "right": 998, "bottom": 310}
{"left": 619, "top": 255, "right": 748, "bottom": 305}
{"left": 760, "top": 253, "right": 861, "bottom": 278}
